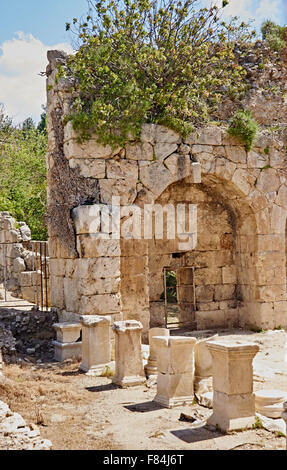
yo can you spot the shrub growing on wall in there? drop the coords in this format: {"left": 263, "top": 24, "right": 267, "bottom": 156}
{"left": 227, "top": 109, "right": 258, "bottom": 151}
{"left": 62, "top": 0, "right": 256, "bottom": 146}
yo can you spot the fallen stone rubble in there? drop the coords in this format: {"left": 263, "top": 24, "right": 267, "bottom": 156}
{"left": 0, "top": 399, "right": 52, "bottom": 450}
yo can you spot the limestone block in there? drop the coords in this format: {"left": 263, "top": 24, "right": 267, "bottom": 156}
{"left": 79, "top": 277, "right": 120, "bottom": 296}
{"left": 144, "top": 328, "right": 170, "bottom": 377}
{"left": 112, "top": 320, "right": 146, "bottom": 387}
{"left": 248, "top": 190, "right": 268, "bottom": 212}
{"left": 191, "top": 145, "right": 213, "bottom": 154}
{"left": 53, "top": 322, "right": 82, "bottom": 343}
{"left": 64, "top": 126, "right": 121, "bottom": 159}
{"left": 256, "top": 168, "right": 280, "bottom": 194}
{"left": 153, "top": 335, "right": 197, "bottom": 408}
{"left": 125, "top": 142, "right": 154, "bottom": 161}
{"left": 206, "top": 339, "right": 259, "bottom": 432}
{"left": 77, "top": 236, "right": 120, "bottom": 258}
{"left": 270, "top": 148, "right": 287, "bottom": 169}
{"left": 194, "top": 334, "right": 218, "bottom": 378}
{"left": 195, "top": 285, "right": 214, "bottom": 302}
{"left": 140, "top": 124, "right": 156, "bottom": 144}
{"left": 13, "top": 257, "right": 25, "bottom": 273}
{"left": 99, "top": 178, "right": 137, "bottom": 205}
{"left": 149, "top": 302, "right": 166, "bottom": 328}
{"left": 247, "top": 150, "right": 269, "bottom": 169}
{"left": 155, "top": 126, "right": 181, "bottom": 144}
{"left": 53, "top": 341, "right": 82, "bottom": 362}
{"left": 106, "top": 159, "right": 138, "bottom": 183}
{"left": 275, "top": 185, "right": 287, "bottom": 210}
{"left": 74, "top": 257, "right": 120, "bottom": 280}
{"left": 192, "top": 162, "right": 201, "bottom": 183}
{"left": 79, "top": 293, "right": 121, "bottom": 315}
{"left": 164, "top": 154, "right": 191, "bottom": 180}
{"left": 222, "top": 266, "right": 237, "bottom": 284}
{"left": 232, "top": 169, "right": 259, "bottom": 196}
{"left": 214, "top": 284, "right": 235, "bottom": 301}
{"left": 79, "top": 315, "right": 112, "bottom": 376}
{"left": 225, "top": 146, "right": 247, "bottom": 164}
{"left": 64, "top": 278, "right": 79, "bottom": 312}
{"left": 186, "top": 127, "right": 222, "bottom": 145}
{"left": 194, "top": 267, "right": 222, "bottom": 286}
{"left": 195, "top": 310, "right": 225, "bottom": 330}
{"left": 20, "top": 271, "right": 34, "bottom": 287}
{"left": 139, "top": 161, "right": 174, "bottom": 197}
{"left": 213, "top": 157, "right": 236, "bottom": 180}
{"left": 50, "top": 275, "right": 65, "bottom": 309}
{"left": 154, "top": 336, "right": 196, "bottom": 375}
{"left": 154, "top": 143, "right": 178, "bottom": 161}
{"left": 193, "top": 152, "right": 215, "bottom": 173}
{"left": 69, "top": 158, "right": 106, "bottom": 178}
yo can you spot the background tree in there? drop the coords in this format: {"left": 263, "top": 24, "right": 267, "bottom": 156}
{"left": 0, "top": 107, "right": 47, "bottom": 240}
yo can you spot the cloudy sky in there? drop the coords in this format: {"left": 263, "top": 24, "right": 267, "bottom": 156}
{"left": 0, "top": 0, "right": 286, "bottom": 125}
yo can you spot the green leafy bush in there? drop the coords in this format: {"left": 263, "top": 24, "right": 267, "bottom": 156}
{"left": 261, "top": 20, "right": 287, "bottom": 52}
{"left": 227, "top": 109, "right": 259, "bottom": 151}
{"left": 62, "top": 0, "right": 256, "bottom": 146}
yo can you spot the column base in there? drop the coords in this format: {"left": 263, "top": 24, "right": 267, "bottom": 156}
{"left": 53, "top": 341, "right": 82, "bottom": 362}
{"left": 154, "top": 394, "right": 195, "bottom": 409}
{"left": 112, "top": 375, "right": 146, "bottom": 388}
{"left": 144, "top": 360, "right": 158, "bottom": 378}
{"left": 207, "top": 391, "right": 256, "bottom": 432}
{"left": 207, "top": 413, "right": 256, "bottom": 433}
{"left": 80, "top": 361, "right": 114, "bottom": 377}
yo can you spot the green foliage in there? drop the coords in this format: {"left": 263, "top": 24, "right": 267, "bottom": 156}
{"left": 0, "top": 118, "right": 47, "bottom": 240}
{"left": 261, "top": 20, "right": 287, "bottom": 52}
{"left": 252, "top": 416, "right": 263, "bottom": 429}
{"left": 227, "top": 109, "right": 259, "bottom": 151}
{"left": 62, "top": 0, "right": 256, "bottom": 146}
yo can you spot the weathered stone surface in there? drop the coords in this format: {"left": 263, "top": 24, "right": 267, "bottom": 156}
{"left": 225, "top": 146, "right": 247, "bottom": 164}
{"left": 256, "top": 168, "right": 280, "bottom": 193}
{"left": 139, "top": 161, "right": 174, "bottom": 196}
{"left": 106, "top": 159, "right": 138, "bottom": 182}
{"left": 145, "top": 327, "right": 170, "bottom": 377}
{"left": 207, "top": 339, "right": 259, "bottom": 432}
{"left": 99, "top": 178, "right": 137, "bottom": 205}
{"left": 69, "top": 158, "right": 106, "bottom": 178}
{"left": 80, "top": 315, "right": 112, "bottom": 376}
{"left": 153, "top": 336, "right": 197, "bottom": 408}
{"left": 154, "top": 143, "right": 178, "bottom": 161}
{"left": 125, "top": 142, "right": 154, "bottom": 161}
{"left": 112, "top": 320, "right": 146, "bottom": 387}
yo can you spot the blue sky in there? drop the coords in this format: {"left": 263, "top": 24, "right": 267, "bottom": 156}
{"left": 0, "top": 0, "right": 286, "bottom": 124}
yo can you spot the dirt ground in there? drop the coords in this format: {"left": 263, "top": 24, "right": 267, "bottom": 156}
{"left": 1, "top": 327, "right": 287, "bottom": 451}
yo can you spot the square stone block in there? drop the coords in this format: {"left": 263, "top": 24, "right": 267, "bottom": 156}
{"left": 207, "top": 391, "right": 256, "bottom": 432}
{"left": 53, "top": 323, "right": 82, "bottom": 343}
{"left": 154, "top": 372, "right": 195, "bottom": 408}
{"left": 53, "top": 341, "right": 82, "bottom": 362}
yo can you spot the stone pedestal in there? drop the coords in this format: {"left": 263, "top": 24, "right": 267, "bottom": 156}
{"left": 79, "top": 315, "right": 112, "bottom": 376}
{"left": 194, "top": 334, "right": 218, "bottom": 394}
{"left": 112, "top": 320, "right": 146, "bottom": 387}
{"left": 52, "top": 322, "right": 82, "bottom": 362}
{"left": 144, "top": 328, "right": 170, "bottom": 377}
{"left": 206, "top": 339, "right": 259, "bottom": 432}
{"left": 153, "top": 336, "right": 197, "bottom": 408}
{"left": 282, "top": 402, "right": 287, "bottom": 450}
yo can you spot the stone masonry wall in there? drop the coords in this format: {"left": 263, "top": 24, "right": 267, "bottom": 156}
{"left": 46, "top": 49, "right": 287, "bottom": 335}
{"left": 0, "top": 212, "right": 50, "bottom": 306}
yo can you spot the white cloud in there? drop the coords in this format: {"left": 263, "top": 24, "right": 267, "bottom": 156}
{"left": 207, "top": 0, "right": 283, "bottom": 28}
{"left": 0, "top": 32, "right": 73, "bottom": 124}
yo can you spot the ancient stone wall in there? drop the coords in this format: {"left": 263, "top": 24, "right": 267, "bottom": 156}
{"left": 0, "top": 212, "right": 50, "bottom": 305}
{"left": 46, "top": 49, "right": 287, "bottom": 336}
